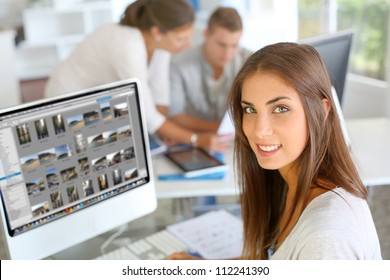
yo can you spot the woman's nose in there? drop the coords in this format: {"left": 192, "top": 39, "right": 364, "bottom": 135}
{"left": 254, "top": 115, "right": 273, "bottom": 138}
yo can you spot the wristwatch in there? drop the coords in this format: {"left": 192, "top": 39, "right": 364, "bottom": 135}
{"left": 190, "top": 133, "right": 198, "bottom": 147}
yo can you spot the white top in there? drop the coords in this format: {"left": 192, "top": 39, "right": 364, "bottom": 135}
{"left": 271, "top": 188, "right": 382, "bottom": 260}
{"left": 45, "top": 24, "right": 170, "bottom": 134}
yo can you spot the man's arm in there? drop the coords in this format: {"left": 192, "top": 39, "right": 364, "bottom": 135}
{"left": 170, "top": 113, "right": 219, "bottom": 132}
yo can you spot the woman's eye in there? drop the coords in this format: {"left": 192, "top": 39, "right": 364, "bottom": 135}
{"left": 243, "top": 107, "right": 256, "bottom": 114}
{"left": 274, "top": 106, "right": 289, "bottom": 113}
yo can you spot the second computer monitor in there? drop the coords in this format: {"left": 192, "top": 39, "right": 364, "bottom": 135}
{"left": 299, "top": 30, "right": 354, "bottom": 104}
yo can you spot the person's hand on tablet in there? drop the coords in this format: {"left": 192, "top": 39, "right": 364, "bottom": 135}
{"left": 197, "top": 133, "right": 233, "bottom": 153}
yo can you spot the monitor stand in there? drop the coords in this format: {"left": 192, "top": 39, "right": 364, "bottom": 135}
{"left": 48, "top": 236, "right": 107, "bottom": 259}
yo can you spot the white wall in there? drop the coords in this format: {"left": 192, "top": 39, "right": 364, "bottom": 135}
{"left": 343, "top": 74, "right": 388, "bottom": 119}
{"left": 241, "top": 0, "right": 298, "bottom": 51}
{"left": 110, "top": 0, "right": 135, "bottom": 22}
{"left": 0, "top": 30, "right": 21, "bottom": 108}
{"left": 0, "top": 0, "right": 29, "bottom": 28}
{"left": 195, "top": 0, "right": 298, "bottom": 51}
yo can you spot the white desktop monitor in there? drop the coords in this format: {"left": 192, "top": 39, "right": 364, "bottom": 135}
{"left": 0, "top": 79, "right": 157, "bottom": 259}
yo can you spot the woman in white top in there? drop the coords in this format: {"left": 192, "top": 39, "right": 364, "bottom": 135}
{"left": 45, "top": 0, "right": 230, "bottom": 152}
{"left": 229, "top": 42, "right": 382, "bottom": 259}
{"left": 167, "top": 42, "right": 382, "bottom": 260}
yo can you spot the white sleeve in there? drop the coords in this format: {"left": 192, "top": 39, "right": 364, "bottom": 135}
{"left": 138, "top": 80, "right": 165, "bottom": 134}
{"left": 111, "top": 29, "right": 165, "bottom": 134}
{"left": 148, "top": 49, "right": 171, "bottom": 106}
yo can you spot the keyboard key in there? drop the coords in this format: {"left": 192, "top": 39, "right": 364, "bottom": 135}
{"left": 96, "top": 230, "right": 188, "bottom": 260}
{"left": 95, "top": 247, "right": 140, "bottom": 260}
{"left": 147, "top": 252, "right": 165, "bottom": 260}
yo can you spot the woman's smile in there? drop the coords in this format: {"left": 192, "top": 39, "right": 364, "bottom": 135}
{"left": 257, "top": 144, "right": 282, "bottom": 157}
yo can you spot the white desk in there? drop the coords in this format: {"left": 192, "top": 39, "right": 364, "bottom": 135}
{"left": 346, "top": 117, "right": 390, "bottom": 187}
{"left": 153, "top": 149, "right": 239, "bottom": 199}
{"left": 153, "top": 118, "right": 390, "bottom": 199}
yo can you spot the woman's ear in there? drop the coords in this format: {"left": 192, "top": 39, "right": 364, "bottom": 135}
{"left": 150, "top": 26, "right": 162, "bottom": 42}
{"left": 203, "top": 29, "right": 209, "bottom": 40}
{"left": 322, "top": 98, "right": 331, "bottom": 120}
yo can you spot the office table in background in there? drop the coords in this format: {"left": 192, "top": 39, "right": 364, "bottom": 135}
{"left": 345, "top": 117, "right": 390, "bottom": 187}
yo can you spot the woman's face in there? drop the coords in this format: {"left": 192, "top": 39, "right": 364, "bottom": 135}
{"left": 158, "top": 24, "right": 193, "bottom": 54}
{"left": 241, "top": 72, "right": 309, "bottom": 176}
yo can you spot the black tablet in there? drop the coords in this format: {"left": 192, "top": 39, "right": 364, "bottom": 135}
{"left": 165, "top": 147, "right": 227, "bottom": 177}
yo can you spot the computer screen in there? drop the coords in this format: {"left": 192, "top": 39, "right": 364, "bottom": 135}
{"left": 299, "top": 30, "right": 354, "bottom": 104}
{"left": 0, "top": 79, "right": 157, "bottom": 259}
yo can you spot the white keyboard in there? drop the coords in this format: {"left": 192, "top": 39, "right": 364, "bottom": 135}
{"left": 95, "top": 229, "right": 188, "bottom": 260}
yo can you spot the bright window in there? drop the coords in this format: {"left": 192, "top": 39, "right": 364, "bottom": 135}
{"left": 299, "top": 0, "right": 389, "bottom": 81}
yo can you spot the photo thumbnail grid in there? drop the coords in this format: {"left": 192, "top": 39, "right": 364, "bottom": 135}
{"left": 14, "top": 100, "right": 139, "bottom": 219}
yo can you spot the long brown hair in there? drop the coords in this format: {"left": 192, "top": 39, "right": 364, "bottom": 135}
{"left": 227, "top": 42, "right": 367, "bottom": 259}
{"left": 119, "top": 0, "right": 195, "bottom": 32}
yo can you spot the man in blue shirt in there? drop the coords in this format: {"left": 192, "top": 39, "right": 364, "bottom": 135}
{"left": 169, "top": 7, "right": 252, "bottom": 132}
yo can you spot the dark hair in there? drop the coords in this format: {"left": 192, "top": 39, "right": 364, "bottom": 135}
{"left": 119, "top": 0, "right": 195, "bottom": 32}
{"left": 227, "top": 42, "right": 367, "bottom": 259}
{"left": 207, "top": 7, "right": 242, "bottom": 32}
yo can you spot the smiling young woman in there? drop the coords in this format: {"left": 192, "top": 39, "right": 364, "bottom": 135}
{"left": 165, "top": 42, "right": 382, "bottom": 261}
{"left": 227, "top": 42, "right": 382, "bottom": 260}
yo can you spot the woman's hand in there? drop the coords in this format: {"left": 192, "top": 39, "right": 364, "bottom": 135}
{"left": 165, "top": 252, "right": 203, "bottom": 260}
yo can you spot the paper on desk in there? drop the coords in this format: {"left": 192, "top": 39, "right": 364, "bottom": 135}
{"left": 167, "top": 209, "right": 243, "bottom": 259}
{"left": 217, "top": 111, "right": 235, "bottom": 135}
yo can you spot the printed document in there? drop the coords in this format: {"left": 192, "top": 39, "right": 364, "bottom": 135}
{"left": 217, "top": 111, "right": 235, "bottom": 135}
{"left": 167, "top": 209, "right": 243, "bottom": 259}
